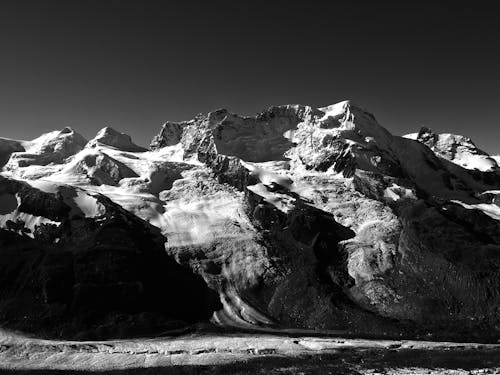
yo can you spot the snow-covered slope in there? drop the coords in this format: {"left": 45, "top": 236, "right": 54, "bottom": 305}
{"left": 1, "top": 101, "right": 500, "bottom": 341}
{"left": 2, "top": 127, "right": 87, "bottom": 175}
{"left": 87, "top": 126, "right": 147, "bottom": 152}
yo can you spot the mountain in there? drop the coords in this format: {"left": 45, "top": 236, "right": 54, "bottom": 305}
{"left": 87, "top": 126, "right": 147, "bottom": 152}
{"left": 3, "top": 127, "right": 87, "bottom": 170}
{"left": 404, "top": 127, "right": 498, "bottom": 172}
{"left": 1, "top": 101, "right": 499, "bottom": 341}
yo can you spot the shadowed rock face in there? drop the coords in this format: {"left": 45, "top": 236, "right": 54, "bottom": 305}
{"left": 1, "top": 101, "right": 500, "bottom": 341}
{"left": 0, "top": 177, "right": 221, "bottom": 340}
{"left": 0, "top": 138, "right": 25, "bottom": 168}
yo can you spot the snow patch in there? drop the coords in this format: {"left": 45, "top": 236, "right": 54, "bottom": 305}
{"left": 162, "top": 194, "right": 252, "bottom": 248}
{"left": 247, "top": 183, "right": 296, "bottom": 213}
{"left": 241, "top": 160, "right": 292, "bottom": 188}
{"left": 451, "top": 200, "right": 500, "bottom": 221}
{"left": 73, "top": 191, "right": 106, "bottom": 218}
{"left": 452, "top": 153, "right": 497, "bottom": 172}
{"left": 23, "top": 180, "right": 60, "bottom": 194}
{"left": 383, "top": 183, "right": 417, "bottom": 202}
{"left": 403, "top": 133, "right": 418, "bottom": 140}
{"left": 318, "top": 100, "right": 350, "bottom": 121}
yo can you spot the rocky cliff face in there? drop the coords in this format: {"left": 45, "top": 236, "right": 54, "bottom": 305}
{"left": 1, "top": 101, "right": 499, "bottom": 341}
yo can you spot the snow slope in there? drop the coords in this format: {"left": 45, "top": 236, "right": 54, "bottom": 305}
{"left": 87, "top": 126, "right": 147, "bottom": 152}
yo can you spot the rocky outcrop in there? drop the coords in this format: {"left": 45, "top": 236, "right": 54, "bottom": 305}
{"left": 0, "top": 137, "right": 25, "bottom": 168}
{"left": 60, "top": 149, "right": 139, "bottom": 186}
{"left": 150, "top": 106, "right": 308, "bottom": 162}
{"left": 150, "top": 121, "right": 185, "bottom": 149}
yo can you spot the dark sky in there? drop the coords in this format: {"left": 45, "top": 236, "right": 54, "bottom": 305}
{"left": 0, "top": 1, "right": 499, "bottom": 153}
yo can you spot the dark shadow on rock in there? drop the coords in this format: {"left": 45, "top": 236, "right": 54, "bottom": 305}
{"left": 0, "top": 220, "right": 222, "bottom": 341}
{"left": 0, "top": 178, "right": 222, "bottom": 341}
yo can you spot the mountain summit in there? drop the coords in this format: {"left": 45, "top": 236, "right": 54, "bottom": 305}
{"left": 87, "top": 126, "right": 147, "bottom": 152}
{"left": 0, "top": 101, "right": 499, "bottom": 341}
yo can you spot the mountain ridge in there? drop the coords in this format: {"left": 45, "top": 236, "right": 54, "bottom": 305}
{"left": 1, "top": 100, "right": 499, "bottom": 341}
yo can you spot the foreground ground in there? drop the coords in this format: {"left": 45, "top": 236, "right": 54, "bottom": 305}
{"left": 1, "top": 329, "right": 500, "bottom": 374}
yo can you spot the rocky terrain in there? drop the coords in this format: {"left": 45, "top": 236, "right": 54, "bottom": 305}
{"left": 0, "top": 100, "right": 499, "bottom": 372}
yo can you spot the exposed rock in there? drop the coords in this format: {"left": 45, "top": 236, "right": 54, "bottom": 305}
{"left": 0, "top": 137, "right": 25, "bottom": 168}
{"left": 57, "top": 149, "right": 139, "bottom": 186}
{"left": 150, "top": 121, "right": 184, "bottom": 149}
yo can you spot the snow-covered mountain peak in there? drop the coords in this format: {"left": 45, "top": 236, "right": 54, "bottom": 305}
{"left": 27, "top": 127, "right": 86, "bottom": 150}
{"left": 405, "top": 126, "right": 498, "bottom": 172}
{"left": 2, "top": 127, "right": 87, "bottom": 172}
{"left": 87, "top": 126, "right": 147, "bottom": 152}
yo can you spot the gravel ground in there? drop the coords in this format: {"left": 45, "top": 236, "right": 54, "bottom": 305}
{"left": 1, "top": 330, "right": 500, "bottom": 374}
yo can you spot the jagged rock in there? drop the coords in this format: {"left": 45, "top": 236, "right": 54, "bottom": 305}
{"left": 150, "top": 121, "right": 184, "bottom": 149}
